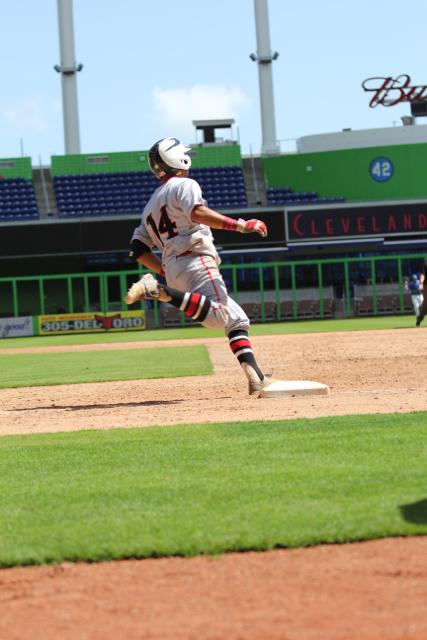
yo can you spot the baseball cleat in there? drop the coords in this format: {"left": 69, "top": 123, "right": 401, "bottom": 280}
{"left": 248, "top": 373, "right": 276, "bottom": 398}
{"left": 124, "top": 273, "right": 163, "bottom": 304}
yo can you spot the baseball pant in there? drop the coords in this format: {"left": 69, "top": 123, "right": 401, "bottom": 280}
{"left": 411, "top": 294, "right": 423, "bottom": 317}
{"left": 164, "top": 253, "right": 250, "bottom": 334}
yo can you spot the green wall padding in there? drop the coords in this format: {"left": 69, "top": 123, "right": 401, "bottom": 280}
{"left": 51, "top": 145, "right": 242, "bottom": 176}
{"left": 51, "top": 151, "right": 150, "bottom": 176}
{"left": 190, "top": 144, "right": 242, "bottom": 167}
{"left": 0, "top": 157, "right": 33, "bottom": 180}
{"left": 262, "top": 143, "right": 427, "bottom": 201}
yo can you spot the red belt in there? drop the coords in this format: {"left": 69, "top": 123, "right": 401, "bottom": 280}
{"left": 177, "top": 250, "right": 192, "bottom": 257}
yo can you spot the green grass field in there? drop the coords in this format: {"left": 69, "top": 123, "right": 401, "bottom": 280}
{"left": 0, "top": 413, "right": 425, "bottom": 567}
{"left": 0, "top": 316, "right": 426, "bottom": 568}
{"left": 0, "top": 345, "right": 212, "bottom": 388}
{"left": 0, "top": 314, "right": 419, "bottom": 350}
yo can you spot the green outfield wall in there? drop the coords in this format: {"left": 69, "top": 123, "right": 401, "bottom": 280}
{"left": 51, "top": 145, "right": 242, "bottom": 177}
{"left": 51, "top": 151, "right": 150, "bottom": 176}
{"left": 0, "top": 157, "right": 33, "bottom": 180}
{"left": 190, "top": 144, "right": 242, "bottom": 167}
{"left": 1, "top": 254, "right": 425, "bottom": 327}
{"left": 262, "top": 143, "right": 427, "bottom": 201}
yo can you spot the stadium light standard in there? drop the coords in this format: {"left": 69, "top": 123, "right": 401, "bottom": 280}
{"left": 54, "top": 0, "right": 83, "bottom": 155}
{"left": 250, "top": 0, "right": 280, "bottom": 155}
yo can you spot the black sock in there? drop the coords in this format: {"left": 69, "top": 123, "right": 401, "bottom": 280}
{"left": 228, "top": 329, "right": 264, "bottom": 380}
{"left": 163, "top": 287, "right": 211, "bottom": 322}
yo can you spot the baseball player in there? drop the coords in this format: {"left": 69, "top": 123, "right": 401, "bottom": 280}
{"left": 415, "top": 269, "right": 426, "bottom": 326}
{"left": 124, "top": 137, "right": 273, "bottom": 397}
{"left": 405, "top": 273, "right": 423, "bottom": 319}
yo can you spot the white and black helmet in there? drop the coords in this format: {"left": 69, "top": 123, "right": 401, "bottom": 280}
{"left": 148, "top": 137, "right": 192, "bottom": 178}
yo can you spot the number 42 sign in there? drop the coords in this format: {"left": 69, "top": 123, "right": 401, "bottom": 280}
{"left": 369, "top": 157, "right": 394, "bottom": 182}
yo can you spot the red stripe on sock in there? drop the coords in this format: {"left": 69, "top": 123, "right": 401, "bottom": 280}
{"left": 185, "top": 292, "right": 201, "bottom": 317}
{"left": 230, "top": 338, "right": 251, "bottom": 353}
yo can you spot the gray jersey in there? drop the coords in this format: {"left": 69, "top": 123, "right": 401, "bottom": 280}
{"left": 132, "top": 176, "right": 220, "bottom": 266}
{"left": 131, "top": 174, "right": 249, "bottom": 334}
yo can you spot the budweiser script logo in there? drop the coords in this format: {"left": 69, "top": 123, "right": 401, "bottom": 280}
{"left": 362, "top": 74, "right": 427, "bottom": 107}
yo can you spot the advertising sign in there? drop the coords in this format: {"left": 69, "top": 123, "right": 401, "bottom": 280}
{"left": 0, "top": 316, "right": 33, "bottom": 339}
{"left": 362, "top": 74, "right": 427, "bottom": 107}
{"left": 38, "top": 311, "right": 146, "bottom": 335}
{"left": 286, "top": 201, "right": 427, "bottom": 242}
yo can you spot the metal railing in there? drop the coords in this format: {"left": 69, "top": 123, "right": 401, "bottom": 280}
{"left": 0, "top": 252, "right": 425, "bottom": 326}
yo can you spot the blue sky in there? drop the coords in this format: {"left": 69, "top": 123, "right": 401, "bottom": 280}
{"left": 0, "top": 0, "right": 426, "bottom": 164}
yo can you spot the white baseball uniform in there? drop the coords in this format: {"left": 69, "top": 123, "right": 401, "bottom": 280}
{"left": 131, "top": 176, "right": 249, "bottom": 333}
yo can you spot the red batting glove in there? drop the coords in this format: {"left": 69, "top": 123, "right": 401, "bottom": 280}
{"left": 221, "top": 216, "right": 268, "bottom": 237}
{"left": 238, "top": 218, "right": 268, "bottom": 237}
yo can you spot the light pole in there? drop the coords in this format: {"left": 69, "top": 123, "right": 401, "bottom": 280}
{"left": 54, "top": 0, "right": 83, "bottom": 155}
{"left": 250, "top": 0, "right": 280, "bottom": 155}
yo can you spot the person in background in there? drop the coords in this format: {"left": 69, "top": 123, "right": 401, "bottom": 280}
{"left": 405, "top": 272, "right": 424, "bottom": 325}
{"left": 414, "top": 265, "right": 427, "bottom": 326}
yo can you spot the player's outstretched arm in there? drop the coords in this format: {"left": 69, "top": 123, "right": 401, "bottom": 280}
{"left": 191, "top": 205, "right": 267, "bottom": 237}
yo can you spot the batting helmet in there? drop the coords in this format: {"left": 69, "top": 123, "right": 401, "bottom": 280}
{"left": 148, "top": 137, "right": 192, "bottom": 178}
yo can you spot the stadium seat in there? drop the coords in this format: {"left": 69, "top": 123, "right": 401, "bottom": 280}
{"left": 0, "top": 177, "right": 39, "bottom": 220}
{"left": 53, "top": 165, "right": 248, "bottom": 217}
{"left": 266, "top": 186, "right": 345, "bottom": 206}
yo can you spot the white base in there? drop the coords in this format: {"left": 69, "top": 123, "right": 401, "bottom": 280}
{"left": 260, "top": 379, "right": 330, "bottom": 398}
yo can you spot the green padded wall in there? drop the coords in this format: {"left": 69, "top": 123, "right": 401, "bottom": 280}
{"left": 262, "top": 143, "right": 427, "bottom": 201}
{"left": 51, "top": 151, "right": 150, "bottom": 176}
{"left": 0, "top": 157, "right": 32, "bottom": 180}
{"left": 51, "top": 145, "right": 242, "bottom": 176}
{"left": 190, "top": 144, "right": 242, "bottom": 167}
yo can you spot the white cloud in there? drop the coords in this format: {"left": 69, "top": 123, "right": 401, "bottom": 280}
{"left": 149, "top": 84, "right": 252, "bottom": 140}
{"left": 0, "top": 97, "right": 59, "bottom": 134}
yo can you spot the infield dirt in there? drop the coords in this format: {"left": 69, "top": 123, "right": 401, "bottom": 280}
{"left": 1, "top": 328, "right": 427, "bottom": 434}
{"left": 0, "top": 327, "right": 426, "bottom": 639}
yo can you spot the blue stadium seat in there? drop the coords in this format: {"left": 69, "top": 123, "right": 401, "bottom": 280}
{"left": 266, "top": 185, "right": 346, "bottom": 206}
{"left": 53, "top": 166, "right": 248, "bottom": 217}
{"left": 0, "top": 177, "right": 39, "bottom": 219}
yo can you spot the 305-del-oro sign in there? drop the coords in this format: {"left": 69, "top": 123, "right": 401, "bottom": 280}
{"left": 285, "top": 201, "right": 427, "bottom": 242}
{"left": 38, "top": 311, "right": 145, "bottom": 335}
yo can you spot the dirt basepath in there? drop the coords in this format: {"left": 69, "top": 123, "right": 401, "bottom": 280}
{"left": 0, "top": 328, "right": 426, "bottom": 639}
{"left": 1, "top": 329, "right": 427, "bottom": 435}
{"left": 0, "top": 537, "right": 426, "bottom": 640}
